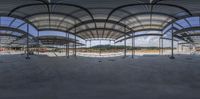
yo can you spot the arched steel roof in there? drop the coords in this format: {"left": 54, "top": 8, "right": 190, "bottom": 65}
{"left": 0, "top": 0, "right": 200, "bottom": 42}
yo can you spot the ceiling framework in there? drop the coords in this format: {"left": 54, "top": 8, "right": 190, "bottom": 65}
{"left": 0, "top": 26, "right": 36, "bottom": 46}
{"left": 37, "top": 35, "right": 84, "bottom": 45}
{"left": 0, "top": 0, "right": 199, "bottom": 43}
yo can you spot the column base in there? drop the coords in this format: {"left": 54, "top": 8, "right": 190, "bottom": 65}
{"left": 169, "top": 56, "right": 175, "bottom": 59}
{"left": 26, "top": 57, "right": 30, "bottom": 59}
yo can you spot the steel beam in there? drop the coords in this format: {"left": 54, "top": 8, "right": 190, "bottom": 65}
{"left": 116, "top": 33, "right": 162, "bottom": 43}
{"left": 99, "top": 39, "right": 101, "bottom": 56}
{"left": 37, "top": 30, "right": 40, "bottom": 55}
{"left": 67, "top": 33, "right": 70, "bottom": 58}
{"left": 74, "top": 26, "right": 77, "bottom": 57}
{"left": 131, "top": 32, "right": 135, "bottom": 59}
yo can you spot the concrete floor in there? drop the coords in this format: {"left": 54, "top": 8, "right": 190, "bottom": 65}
{"left": 0, "top": 54, "right": 200, "bottom": 99}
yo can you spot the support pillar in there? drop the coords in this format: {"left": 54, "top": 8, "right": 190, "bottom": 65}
{"left": 65, "top": 33, "right": 69, "bottom": 57}
{"left": 99, "top": 39, "right": 101, "bottom": 56}
{"left": 123, "top": 25, "right": 127, "bottom": 58}
{"left": 190, "top": 43, "right": 192, "bottom": 55}
{"left": 131, "top": 33, "right": 134, "bottom": 59}
{"left": 85, "top": 40, "right": 87, "bottom": 53}
{"left": 90, "top": 40, "right": 91, "bottom": 53}
{"left": 159, "top": 38, "right": 161, "bottom": 55}
{"left": 67, "top": 33, "right": 70, "bottom": 58}
{"left": 161, "top": 37, "right": 164, "bottom": 55}
{"left": 37, "top": 31, "right": 40, "bottom": 55}
{"left": 124, "top": 35, "right": 127, "bottom": 58}
{"left": 26, "top": 24, "right": 30, "bottom": 59}
{"left": 85, "top": 40, "right": 87, "bottom": 48}
{"left": 170, "top": 24, "right": 175, "bottom": 59}
{"left": 74, "top": 35, "right": 77, "bottom": 57}
{"left": 177, "top": 42, "right": 179, "bottom": 55}
{"left": 181, "top": 44, "right": 183, "bottom": 52}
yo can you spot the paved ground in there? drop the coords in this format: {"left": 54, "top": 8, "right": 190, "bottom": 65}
{"left": 0, "top": 54, "right": 200, "bottom": 99}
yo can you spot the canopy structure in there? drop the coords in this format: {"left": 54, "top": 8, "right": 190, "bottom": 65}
{"left": 0, "top": 0, "right": 200, "bottom": 45}
{"left": 37, "top": 35, "right": 84, "bottom": 46}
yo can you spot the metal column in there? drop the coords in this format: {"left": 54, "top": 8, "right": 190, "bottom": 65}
{"left": 74, "top": 29, "right": 77, "bottom": 57}
{"left": 0, "top": 17, "right": 1, "bottom": 54}
{"left": 124, "top": 26, "right": 127, "bottom": 58}
{"left": 37, "top": 30, "right": 40, "bottom": 55}
{"left": 159, "top": 38, "right": 161, "bottom": 55}
{"left": 131, "top": 33, "right": 134, "bottom": 59}
{"left": 0, "top": 17, "right": 1, "bottom": 55}
{"left": 85, "top": 40, "right": 87, "bottom": 48}
{"left": 190, "top": 43, "right": 192, "bottom": 55}
{"left": 177, "top": 42, "right": 179, "bottom": 55}
{"left": 170, "top": 24, "right": 175, "bottom": 59}
{"left": 124, "top": 35, "right": 127, "bottom": 58}
{"left": 90, "top": 40, "right": 91, "bottom": 53}
{"left": 65, "top": 33, "right": 67, "bottom": 57}
{"left": 99, "top": 39, "right": 101, "bottom": 56}
{"left": 85, "top": 40, "right": 87, "bottom": 52}
{"left": 26, "top": 24, "right": 30, "bottom": 59}
{"left": 67, "top": 33, "right": 70, "bottom": 58}
{"left": 181, "top": 44, "right": 183, "bottom": 52}
{"left": 161, "top": 37, "right": 164, "bottom": 55}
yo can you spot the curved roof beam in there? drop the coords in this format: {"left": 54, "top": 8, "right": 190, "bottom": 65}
{"left": 6, "top": 18, "right": 29, "bottom": 37}
{"left": 0, "top": 26, "right": 37, "bottom": 44}
{"left": 76, "top": 28, "right": 130, "bottom": 39}
{"left": 76, "top": 28, "right": 124, "bottom": 34}
{"left": 131, "top": 24, "right": 163, "bottom": 29}
{"left": 8, "top": 18, "right": 17, "bottom": 27}
{"left": 115, "top": 28, "right": 162, "bottom": 40}
{"left": 115, "top": 33, "right": 162, "bottom": 43}
{"left": 106, "top": 3, "right": 192, "bottom": 22}
{"left": 163, "top": 15, "right": 200, "bottom": 30}
{"left": 30, "top": 19, "right": 74, "bottom": 27}
{"left": 67, "top": 19, "right": 132, "bottom": 31}
{"left": 66, "top": 19, "right": 133, "bottom": 39}
{"left": 127, "top": 20, "right": 172, "bottom": 28}
{"left": 38, "top": 28, "right": 85, "bottom": 40}
{"left": 182, "top": 34, "right": 200, "bottom": 37}
{"left": 163, "top": 19, "right": 198, "bottom": 42}
{"left": 0, "top": 15, "right": 38, "bottom": 29}
{"left": 24, "top": 12, "right": 95, "bottom": 38}
{"left": 0, "top": 26, "right": 28, "bottom": 35}
{"left": 7, "top": 3, "right": 97, "bottom": 37}
{"left": 105, "top": 3, "right": 192, "bottom": 36}
{"left": 23, "top": 12, "right": 81, "bottom": 22}
{"left": 8, "top": 3, "right": 94, "bottom": 19}
{"left": 110, "top": 12, "right": 177, "bottom": 33}
{"left": 160, "top": 37, "right": 179, "bottom": 42}
{"left": 174, "top": 26, "right": 200, "bottom": 35}
{"left": 0, "top": 33, "right": 21, "bottom": 38}
{"left": 66, "top": 8, "right": 135, "bottom": 38}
